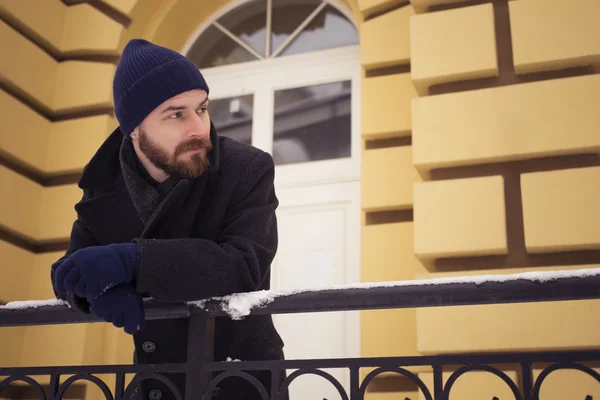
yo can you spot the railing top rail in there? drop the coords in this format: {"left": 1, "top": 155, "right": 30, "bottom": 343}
{"left": 1, "top": 267, "right": 599, "bottom": 327}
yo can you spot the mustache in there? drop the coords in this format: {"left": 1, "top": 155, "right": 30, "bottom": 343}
{"left": 175, "top": 138, "right": 213, "bottom": 156}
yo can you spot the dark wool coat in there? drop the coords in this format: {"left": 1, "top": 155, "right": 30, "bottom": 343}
{"left": 51, "top": 123, "right": 285, "bottom": 399}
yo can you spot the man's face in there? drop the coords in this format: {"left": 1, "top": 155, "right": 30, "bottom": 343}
{"left": 132, "top": 89, "right": 212, "bottom": 179}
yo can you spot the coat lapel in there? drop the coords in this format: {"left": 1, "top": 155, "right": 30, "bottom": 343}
{"left": 75, "top": 178, "right": 145, "bottom": 245}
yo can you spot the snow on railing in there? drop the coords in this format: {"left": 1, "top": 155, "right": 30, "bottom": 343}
{"left": 188, "top": 267, "right": 600, "bottom": 319}
{"left": 1, "top": 267, "right": 599, "bottom": 326}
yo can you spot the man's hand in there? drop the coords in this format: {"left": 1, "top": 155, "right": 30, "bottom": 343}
{"left": 90, "top": 283, "right": 145, "bottom": 335}
{"left": 53, "top": 243, "right": 138, "bottom": 301}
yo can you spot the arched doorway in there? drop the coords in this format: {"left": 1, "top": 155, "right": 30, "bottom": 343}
{"left": 183, "top": 2, "right": 361, "bottom": 397}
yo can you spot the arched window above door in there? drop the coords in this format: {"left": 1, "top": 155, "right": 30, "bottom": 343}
{"left": 186, "top": 0, "right": 359, "bottom": 69}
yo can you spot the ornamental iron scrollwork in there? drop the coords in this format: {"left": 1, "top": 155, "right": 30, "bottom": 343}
{"left": 444, "top": 364, "right": 522, "bottom": 400}
{"left": 533, "top": 362, "right": 600, "bottom": 400}
{"left": 0, "top": 375, "right": 47, "bottom": 400}
{"left": 56, "top": 373, "right": 114, "bottom": 400}
{"left": 203, "top": 370, "right": 270, "bottom": 400}
{"left": 359, "top": 366, "right": 433, "bottom": 400}
{"left": 280, "top": 368, "right": 349, "bottom": 400}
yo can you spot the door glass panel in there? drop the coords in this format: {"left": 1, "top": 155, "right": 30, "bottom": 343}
{"left": 272, "top": 80, "right": 351, "bottom": 166}
{"left": 217, "top": 0, "right": 267, "bottom": 56}
{"left": 271, "top": 0, "right": 321, "bottom": 55}
{"left": 187, "top": 25, "right": 259, "bottom": 69}
{"left": 281, "top": 5, "right": 358, "bottom": 57}
{"left": 209, "top": 95, "right": 254, "bottom": 146}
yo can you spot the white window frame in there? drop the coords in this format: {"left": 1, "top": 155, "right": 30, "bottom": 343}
{"left": 180, "top": 0, "right": 361, "bottom": 189}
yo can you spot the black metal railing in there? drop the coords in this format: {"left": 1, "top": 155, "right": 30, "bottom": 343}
{"left": 1, "top": 269, "right": 599, "bottom": 399}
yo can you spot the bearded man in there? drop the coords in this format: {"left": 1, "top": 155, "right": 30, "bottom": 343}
{"left": 51, "top": 39, "right": 284, "bottom": 400}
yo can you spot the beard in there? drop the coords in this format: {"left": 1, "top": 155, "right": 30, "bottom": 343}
{"left": 138, "top": 128, "right": 213, "bottom": 179}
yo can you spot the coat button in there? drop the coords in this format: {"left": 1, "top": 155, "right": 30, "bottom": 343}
{"left": 149, "top": 389, "right": 162, "bottom": 400}
{"left": 142, "top": 341, "right": 156, "bottom": 353}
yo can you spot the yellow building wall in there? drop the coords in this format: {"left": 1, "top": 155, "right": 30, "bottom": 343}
{"left": 359, "top": 0, "right": 600, "bottom": 397}
{"left": 0, "top": 0, "right": 131, "bottom": 398}
{"left": 1, "top": 0, "right": 599, "bottom": 399}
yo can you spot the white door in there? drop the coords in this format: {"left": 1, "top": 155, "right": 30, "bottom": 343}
{"left": 272, "top": 181, "right": 360, "bottom": 398}
{"left": 203, "top": 46, "right": 361, "bottom": 398}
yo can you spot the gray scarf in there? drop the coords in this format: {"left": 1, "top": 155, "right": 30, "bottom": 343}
{"left": 119, "top": 138, "right": 178, "bottom": 225}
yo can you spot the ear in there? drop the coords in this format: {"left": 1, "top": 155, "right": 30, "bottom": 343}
{"left": 130, "top": 127, "right": 139, "bottom": 140}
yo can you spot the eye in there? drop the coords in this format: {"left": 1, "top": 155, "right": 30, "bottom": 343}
{"left": 168, "top": 112, "right": 182, "bottom": 119}
{"left": 197, "top": 106, "right": 208, "bottom": 114}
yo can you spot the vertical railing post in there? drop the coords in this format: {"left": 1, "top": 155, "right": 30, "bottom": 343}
{"left": 184, "top": 310, "right": 214, "bottom": 400}
{"left": 114, "top": 372, "right": 125, "bottom": 400}
{"left": 432, "top": 363, "right": 444, "bottom": 400}
{"left": 49, "top": 374, "right": 60, "bottom": 400}
{"left": 349, "top": 366, "right": 361, "bottom": 400}
{"left": 521, "top": 361, "right": 534, "bottom": 400}
{"left": 271, "top": 367, "right": 282, "bottom": 400}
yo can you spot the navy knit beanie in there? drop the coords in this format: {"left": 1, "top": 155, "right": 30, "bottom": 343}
{"left": 113, "top": 39, "right": 209, "bottom": 136}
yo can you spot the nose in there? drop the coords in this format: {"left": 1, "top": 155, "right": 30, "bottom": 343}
{"left": 187, "top": 112, "right": 210, "bottom": 139}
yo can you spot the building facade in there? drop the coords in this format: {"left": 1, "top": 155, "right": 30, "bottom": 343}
{"left": 1, "top": 0, "right": 599, "bottom": 398}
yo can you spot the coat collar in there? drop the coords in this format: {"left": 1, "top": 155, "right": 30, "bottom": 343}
{"left": 75, "top": 122, "right": 221, "bottom": 243}
{"left": 78, "top": 121, "right": 221, "bottom": 191}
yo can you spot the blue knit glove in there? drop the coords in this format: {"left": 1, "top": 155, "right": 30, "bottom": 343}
{"left": 53, "top": 243, "right": 138, "bottom": 301}
{"left": 90, "top": 283, "right": 145, "bottom": 335}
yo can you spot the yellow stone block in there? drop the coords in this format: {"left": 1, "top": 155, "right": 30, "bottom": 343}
{"left": 1, "top": 19, "right": 56, "bottom": 108}
{"left": 510, "top": 0, "right": 600, "bottom": 74}
{"left": 0, "top": 0, "right": 65, "bottom": 50}
{"left": 0, "top": 326, "right": 26, "bottom": 366}
{"left": 0, "top": 168, "right": 80, "bottom": 242}
{"left": 38, "top": 184, "right": 82, "bottom": 242}
{"left": 0, "top": 240, "right": 34, "bottom": 303}
{"left": 362, "top": 73, "right": 417, "bottom": 139}
{"left": 413, "top": 176, "right": 507, "bottom": 259}
{"left": 2, "top": 89, "right": 112, "bottom": 175}
{"left": 54, "top": 61, "right": 114, "bottom": 113}
{"left": 361, "top": 5, "right": 414, "bottom": 69}
{"left": 362, "top": 222, "right": 425, "bottom": 282}
{"left": 1, "top": 89, "right": 47, "bottom": 173}
{"left": 2, "top": 19, "right": 115, "bottom": 114}
{"left": 362, "top": 146, "right": 421, "bottom": 211}
{"left": 47, "top": 115, "right": 113, "bottom": 174}
{"left": 31, "top": 251, "right": 64, "bottom": 300}
{"left": 416, "top": 265, "right": 600, "bottom": 354}
{"left": 358, "top": 0, "right": 406, "bottom": 18}
{"left": 103, "top": 0, "right": 138, "bottom": 16}
{"left": 1, "top": 0, "right": 122, "bottom": 54}
{"left": 419, "top": 370, "right": 519, "bottom": 400}
{"left": 104, "top": 323, "right": 136, "bottom": 365}
{"left": 20, "top": 324, "right": 97, "bottom": 366}
{"left": 361, "top": 222, "right": 428, "bottom": 358}
{"left": 63, "top": 4, "right": 122, "bottom": 54}
{"left": 410, "top": 0, "right": 476, "bottom": 14}
{"left": 81, "top": 323, "right": 107, "bottom": 366}
{"left": 410, "top": 3, "right": 498, "bottom": 95}
{"left": 521, "top": 166, "right": 600, "bottom": 253}
{"left": 0, "top": 166, "right": 41, "bottom": 240}
{"left": 412, "top": 74, "right": 600, "bottom": 174}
